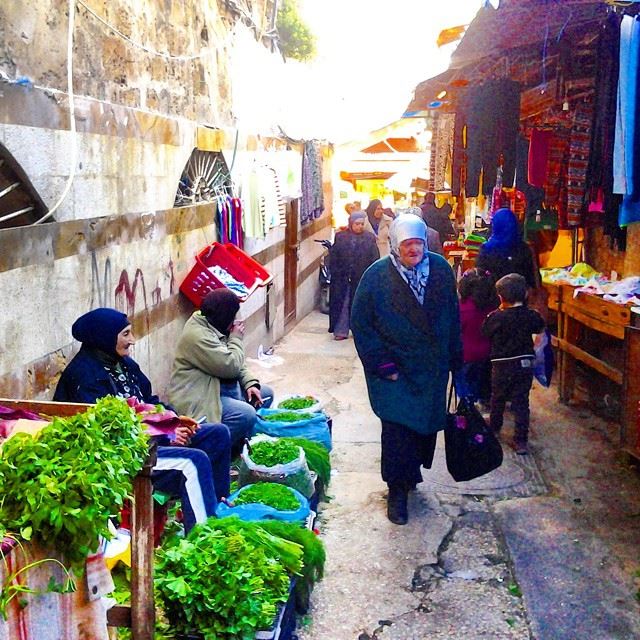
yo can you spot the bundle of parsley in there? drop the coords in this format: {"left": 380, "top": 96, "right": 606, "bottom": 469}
{"left": 0, "top": 396, "right": 149, "bottom": 566}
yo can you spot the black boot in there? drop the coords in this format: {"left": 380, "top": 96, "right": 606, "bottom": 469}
{"left": 387, "top": 486, "right": 408, "bottom": 525}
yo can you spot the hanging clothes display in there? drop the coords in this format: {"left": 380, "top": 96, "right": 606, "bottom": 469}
{"left": 242, "top": 164, "right": 286, "bottom": 238}
{"left": 301, "top": 141, "right": 324, "bottom": 225}
{"left": 543, "top": 130, "right": 570, "bottom": 229}
{"left": 429, "top": 113, "right": 455, "bottom": 192}
{"left": 455, "top": 79, "right": 521, "bottom": 198}
{"left": 586, "top": 11, "right": 625, "bottom": 248}
{"left": 566, "top": 102, "right": 594, "bottom": 227}
{"left": 528, "top": 129, "right": 553, "bottom": 188}
{"left": 614, "top": 15, "right": 640, "bottom": 228}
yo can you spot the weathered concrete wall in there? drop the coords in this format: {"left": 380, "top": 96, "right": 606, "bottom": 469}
{"left": 0, "top": 202, "right": 331, "bottom": 401}
{"left": 0, "top": 0, "right": 333, "bottom": 404}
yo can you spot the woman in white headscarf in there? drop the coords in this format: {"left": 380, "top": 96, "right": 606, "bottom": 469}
{"left": 351, "top": 213, "right": 463, "bottom": 525}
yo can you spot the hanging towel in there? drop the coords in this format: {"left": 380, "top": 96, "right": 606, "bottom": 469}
{"left": 528, "top": 129, "right": 552, "bottom": 187}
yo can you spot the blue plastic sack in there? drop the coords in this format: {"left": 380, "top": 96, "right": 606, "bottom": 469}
{"left": 533, "top": 329, "right": 554, "bottom": 387}
{"left": 255, "top": 408, "right": 332, "bottom": 451}
{"left": 216, "top": 484, "right": 310, "bottom": 522}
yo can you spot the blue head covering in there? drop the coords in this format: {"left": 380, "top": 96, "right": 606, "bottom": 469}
{"left": 388, "top": 214, "right": 430, "bottom": 304}
{"left": 72, "top": 308, "right": 130, "bottom": 355}
{"left": 483, "top": 208, "right": 519, "bottom": 256}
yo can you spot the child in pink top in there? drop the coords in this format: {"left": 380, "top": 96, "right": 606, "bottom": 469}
{"left": 458, "top": 268, "right": 499, "bottom": 405}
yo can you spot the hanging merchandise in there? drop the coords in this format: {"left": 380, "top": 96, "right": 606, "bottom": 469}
{"left": 528, "top": 129, "right": 553, "bottom": 188}
{"left": 216, "top": 196, "right": 230, "bottom": 244}
{"left": 243, "top": 164, "right": 286, "bottom": 238}
{"left": 543, "top": 131, "right": 570, "bottom": 229}
{"left": 615, "top": 15, "right": 640, "bottom": 227}
{"left": 301, "top": 141, "right": 324, "bottom": 226}
{"left": 429, "top": 113, "right": 455, "bottom": 192}
{"left": 457, "top": 79, "right": 521, "bottom": 198}
{"left": 586, "top": 11, "right": 625, "bottom": 246}
{"left": 566, "top": 101, "right": 594, "bottom": 227}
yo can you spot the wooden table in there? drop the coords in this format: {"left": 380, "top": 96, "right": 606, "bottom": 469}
{"left": 0, "top": 399, "right": 156, "bottom": 640}
{"left": 550, "top": 287, "right": 640, "bottom": 460}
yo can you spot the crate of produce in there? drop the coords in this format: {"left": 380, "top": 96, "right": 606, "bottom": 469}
{"left": 180, "top": 242, "right": 272, "bottom": 306}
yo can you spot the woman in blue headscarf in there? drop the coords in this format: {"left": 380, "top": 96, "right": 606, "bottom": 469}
{"left": 351, "top": 214, "right": 463, "bottom": 525}
{"left": 476, "top": 208, "right": 537, "bottom": 288}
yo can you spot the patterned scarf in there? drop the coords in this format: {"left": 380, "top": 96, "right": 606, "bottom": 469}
{"left": 388, "top": 214, "right": 431, "bottom": 305}
{"left": 390, "top": 253, "right": 430, "bottom": 305}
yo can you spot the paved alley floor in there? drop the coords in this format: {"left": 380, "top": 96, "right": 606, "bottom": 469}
{"left": 254, "top": 311, "right": 640, "bottom": 640}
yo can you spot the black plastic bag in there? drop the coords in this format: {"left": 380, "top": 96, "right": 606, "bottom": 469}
{"left": 445, "top": 396, "right": 503, "bottom": 482}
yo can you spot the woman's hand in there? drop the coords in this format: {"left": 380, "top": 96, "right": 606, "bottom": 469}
{"left": 172, "top": 425, "right": 193, "bottom": 446}
{"left": 385, "top": 373, "right": 399, "bottom": 381}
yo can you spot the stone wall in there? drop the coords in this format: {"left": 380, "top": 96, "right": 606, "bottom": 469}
{"left": 0, "top": 0, "right": 334, "bottom": 403}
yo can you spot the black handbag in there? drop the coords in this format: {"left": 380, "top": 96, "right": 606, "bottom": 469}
{"left": 445, "top": 388, "right": 503, "bottom": 482}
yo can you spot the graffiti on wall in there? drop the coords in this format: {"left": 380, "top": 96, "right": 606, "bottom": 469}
{"left": 90, "top": 252, "right": 113, "bottom": 309}
{"left": 90, "top": 251, "right": 177, "bottom": 316}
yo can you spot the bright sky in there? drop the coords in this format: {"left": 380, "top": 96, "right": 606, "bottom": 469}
{"left": 288, "top": 0, "right": 482, "bottom": 142}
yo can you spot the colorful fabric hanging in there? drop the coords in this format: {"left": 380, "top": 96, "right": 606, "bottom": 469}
{"left": 301, "top": 141, "right": 324, "bottom": 225}
{"left": 528, "top": 129, "right": 552, "bottom": 188}
{"left": 566, "top": 102, "right": 594, "bottom": 227}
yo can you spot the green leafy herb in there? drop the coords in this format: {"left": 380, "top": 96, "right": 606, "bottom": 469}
{"left": 262, "top": 411, "right": 314, "bottom": 423}
{"left": 250, "top": 440, "right": 300, "bottom": 466}
{"left": 234, "top": 483, "right": 301, "bottom": 511}
{"left": 277, "top": 396, "right": 317, "bottom": 410}
{"left": 255, "top": 519, "right": 325, "bottom": 610}
{"left": 279, "top": 437, "right": 331, "bottom": 486}
{"left": 0, "top": 396, "right": 148, "bottom": 567}
{"left": 155, "top": 519, "right": 290, "bottom": 639}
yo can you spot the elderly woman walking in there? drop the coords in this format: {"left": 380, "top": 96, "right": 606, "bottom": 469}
{"left": 329, "top": 210, "right": 379, "bottom": 340}
{"left": 351, "top": 214, "right": 464, "bottom": 525}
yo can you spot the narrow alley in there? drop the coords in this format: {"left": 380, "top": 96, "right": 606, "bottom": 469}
{"left": 258, "top": 311, "right": 640, "bottom": 640}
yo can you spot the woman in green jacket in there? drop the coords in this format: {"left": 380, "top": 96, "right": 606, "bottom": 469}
{"left": 168, "top": 289, "right": 274, "bottom": 450}
{"left": 351, "top": 213, "right": 464, "bottom": 525}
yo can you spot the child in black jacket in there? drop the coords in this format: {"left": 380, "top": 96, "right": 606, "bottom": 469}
{"left": 482, "top": 273, "right": 545, "bottom": 454}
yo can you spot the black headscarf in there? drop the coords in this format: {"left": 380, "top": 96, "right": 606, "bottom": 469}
{"left": 201, "top": 288, "right": 240, "bottom": 335}
{"left": 366, "top": 199, "right": 382, "bottom": 233}
{"left": 72, "top": 308, "right": 130, "bottom": 356}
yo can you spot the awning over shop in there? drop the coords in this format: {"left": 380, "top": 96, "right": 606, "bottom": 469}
{"left": 450, "top": 0, "right": 604, "bottom": 70}
{"left": 405, "top": 0, "right": 605, "bottom": 118}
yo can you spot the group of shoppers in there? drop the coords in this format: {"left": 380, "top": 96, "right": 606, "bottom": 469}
{"left": 54, "top": 288, "right": 272, "bottom": 533}
{"left": 329, "top": 195, "right": 449, "bottom": 341}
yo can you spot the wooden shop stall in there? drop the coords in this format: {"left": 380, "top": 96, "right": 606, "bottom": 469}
{"left": 406, "top": 0, "right": 640, "bottom": 457}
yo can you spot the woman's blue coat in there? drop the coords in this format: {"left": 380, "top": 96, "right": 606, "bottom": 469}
{"left": 351, "top": 253, "right": 462, "bottom": 435}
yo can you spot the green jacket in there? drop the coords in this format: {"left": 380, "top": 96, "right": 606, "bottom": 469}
{"left": 167, "top": 312, "right": 259, "bottom": 422}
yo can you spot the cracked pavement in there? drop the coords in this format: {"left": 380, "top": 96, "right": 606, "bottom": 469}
{"left": 257, "top": 311, "right": 640, "bottom": 640}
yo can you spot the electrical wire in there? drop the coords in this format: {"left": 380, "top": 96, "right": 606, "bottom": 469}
{"left": 76, "top": 0, "right": 207, "bottom": 61}
{"left": 30, "top": 0, "right": 77, "bottom": 225}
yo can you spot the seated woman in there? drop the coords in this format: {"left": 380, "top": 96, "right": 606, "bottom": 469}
{"left": 168, "top": 288, "right": 274, "bottom": 451}
{"left": 54, "top": 307, "right": 230, "bottom": 533}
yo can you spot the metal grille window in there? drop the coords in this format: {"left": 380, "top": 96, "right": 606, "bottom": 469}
{"left": 174, "top": 149, "right": 233, "bottom": 207}
{"left": 0, "top": 144, "right": 48, "bottom": 229}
